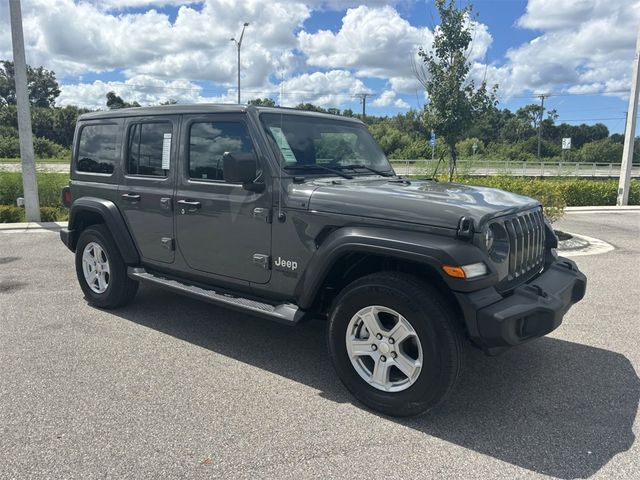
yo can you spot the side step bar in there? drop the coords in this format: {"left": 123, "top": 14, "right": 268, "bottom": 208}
{"left": 127, "top": 267, "right": 304, "bottom": 325}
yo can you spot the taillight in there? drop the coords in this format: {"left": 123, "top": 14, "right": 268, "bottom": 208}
{"left": 62, "top": 186, "right": 72, "bottom": 208}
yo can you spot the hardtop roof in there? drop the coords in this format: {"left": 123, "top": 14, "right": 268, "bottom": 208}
{"left": 78, "top": 104, "right": 364, "bottom": 125}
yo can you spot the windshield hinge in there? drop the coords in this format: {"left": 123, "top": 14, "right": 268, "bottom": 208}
{"left": 457, "top": 217, "right": 475, "bottom": 240}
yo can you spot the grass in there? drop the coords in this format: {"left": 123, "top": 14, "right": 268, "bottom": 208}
{"left": 0, "top": 156, "right": 70, "bottom": 164}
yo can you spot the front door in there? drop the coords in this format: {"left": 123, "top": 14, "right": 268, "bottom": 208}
{"left": 118, "top": 116, "right": 179, "bottom": 264}
{"left": 175, "top": 114, "right": 272, "bottom": 284}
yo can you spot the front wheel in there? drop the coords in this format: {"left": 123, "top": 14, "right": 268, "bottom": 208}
{"left": 75, "top": 224, "right": 138, "bottom": 309}
{"left": 327, "top": 272, "right": 465, "bottom": 417}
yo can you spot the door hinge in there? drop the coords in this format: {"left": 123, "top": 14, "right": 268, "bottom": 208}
{"left": 252, "top": 207, "right": 272, "bottom": 223}
{"left": 161, "top": 237, "right": 175, "bottom": 251}
{"left": 252, "top": 254, "right": 271, "bottom": 269}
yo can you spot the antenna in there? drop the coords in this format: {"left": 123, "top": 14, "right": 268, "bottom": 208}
{"left": 277, "top": 71, "right": 285, "bottom": 222}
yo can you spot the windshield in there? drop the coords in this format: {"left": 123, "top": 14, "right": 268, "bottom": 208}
{"left": 260, "top": 113, "right": 394, "bottom": 176}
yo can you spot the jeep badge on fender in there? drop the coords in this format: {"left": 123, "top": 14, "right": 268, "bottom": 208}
{"left": 59, "top": 104, "right": 586, "bottom": 417}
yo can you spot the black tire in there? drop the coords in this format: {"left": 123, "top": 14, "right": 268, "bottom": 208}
{"left": 75, "top": 224, "right": 139, "bottom": 309}
{"left": 327, "top": 272, "right": 465, "bottom": 417}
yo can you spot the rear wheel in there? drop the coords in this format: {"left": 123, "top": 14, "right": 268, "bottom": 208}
{"left": 75, "top": 224, "right": 138, "bottom": 309}
{"left": 327, "top": 272, "right": 464, "bottom": 417}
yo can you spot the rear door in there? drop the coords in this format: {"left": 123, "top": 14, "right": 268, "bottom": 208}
{"left": 175, "top": 113, "right": 272, "bottom": 284}
{"left": 118, "top": 116, "right": 179, "bottom": 264}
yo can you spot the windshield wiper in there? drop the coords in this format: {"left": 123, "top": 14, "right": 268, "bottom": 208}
{"left": 334, "top": 164, "right": 395, "bottom": 177}
{"left": 283, "top": 164, "right": 353, "bottom": 179}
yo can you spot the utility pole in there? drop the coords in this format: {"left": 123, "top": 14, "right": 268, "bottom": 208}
{"left": 230, "top": 22, "right": 249, "bottom": 104}
{"left": 537, "top": 94, "right": 545, "bottom": 161}
{"left": 618, "top": 28, "right": 640, "bottom": 206}
{"left": 9, "top": 0, "right": 40, "bottom": 222}
{"left": 355, "top": 93, "right": 371, "bottom": 118}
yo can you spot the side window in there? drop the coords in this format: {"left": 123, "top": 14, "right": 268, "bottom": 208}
{"left": 127, "top": 122, "right": 172, "bottom": 177}
{"left": 77, "top": 124, "right": 118, "bottom": 174}
{"left": 189, "top": 121, "right": 255, "bottom": 181}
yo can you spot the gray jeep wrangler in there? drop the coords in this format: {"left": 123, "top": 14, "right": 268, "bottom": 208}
{"left": 60, "top": 104, "right": 586, "bottom": 417}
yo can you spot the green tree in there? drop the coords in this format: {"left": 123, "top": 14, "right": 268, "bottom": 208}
{"left": 416, "top": 0, "right": 497, "bottom": 179}
{"left": 0, "top": 60, "right": 61, "bottom": 107}
{"left": 106, "top": 91, "right": 140, "bottom": 109}
{"left": 578, "top": 139, "right": 624, "bottom": 163}
{"left": 294, "top": 102, "right": 327, "bottom": 113}
{"left": 248, "top": 98, "right": 276, "bottom": 107}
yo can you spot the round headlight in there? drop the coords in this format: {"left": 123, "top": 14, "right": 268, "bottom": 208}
{"left": 484, "top": 227, "right": 495, "bottom": 252}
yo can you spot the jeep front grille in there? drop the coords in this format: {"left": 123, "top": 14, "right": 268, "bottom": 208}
{"left": 502, "top": 209, "right": 545, "bottom": 279}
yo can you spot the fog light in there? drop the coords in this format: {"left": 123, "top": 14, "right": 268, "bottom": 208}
{"left": 462, "top": 262, "right": 488, "bottom": 279}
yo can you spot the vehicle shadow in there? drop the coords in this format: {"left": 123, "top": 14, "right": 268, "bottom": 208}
{"left": 111, "top": 284, "right": 639, "bottom": 479}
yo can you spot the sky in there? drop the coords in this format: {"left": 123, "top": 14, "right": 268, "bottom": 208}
{"left": 1, "top": 0, "right": 639, "bottom": 134}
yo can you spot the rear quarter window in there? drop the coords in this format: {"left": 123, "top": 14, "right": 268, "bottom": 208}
{"left": 76, "top": 124, "right": 119, "bottom": 174}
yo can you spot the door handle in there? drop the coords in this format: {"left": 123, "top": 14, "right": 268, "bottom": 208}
{"left": 121, "top": 193, "right": 141, "bottom": 202}
{"left": 177, "top": 199, "right": 201, "bottom": 214}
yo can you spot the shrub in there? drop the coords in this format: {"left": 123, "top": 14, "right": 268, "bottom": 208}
{"left": 0, "top": 172, "right": 69, "bottom": 207}
{"left": 0, "top": 136, "right": 20, "bottom": 157}
{"left": 0, "top": 205, "right": 24, "bottom": 223}
{"left": 578, "top": 139, "right": 623, "bottom": 164}
{"left": 39, "top": 206, "right": 68, "bottom": 222}
{"left": 449, "top": 176, "right": 640, "bottom": 207}
{"left": 33, "top": 137, "right": 67, "bottom": 158}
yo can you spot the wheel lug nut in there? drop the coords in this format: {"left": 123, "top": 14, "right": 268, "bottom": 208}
{"left": 371, "top": 344, "right": 377, "bottom": 351}
{"left": 380, "top": 356, "right": 386, "bottom": 362}
{"left": 389, "top": 338, "right": 395, "bottom": 344}
{"left": 376, "top": 333, "right": 383, "bottom": 340}
{"left": 391, "top": 352, "right": 397, "bottom": 359}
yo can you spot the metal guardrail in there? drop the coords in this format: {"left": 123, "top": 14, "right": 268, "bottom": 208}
{"left": 389, "top": 159, "right": 640, "bottom": 177}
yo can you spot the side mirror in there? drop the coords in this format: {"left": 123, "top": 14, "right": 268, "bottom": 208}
{"left": 222, "top": 152, "right": 257, "bottom": 185}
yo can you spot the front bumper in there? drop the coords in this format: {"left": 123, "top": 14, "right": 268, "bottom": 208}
{"left": 456, "top": 257, "right": 586, "bottom": 355}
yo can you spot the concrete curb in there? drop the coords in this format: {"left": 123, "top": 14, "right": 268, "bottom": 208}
{"left": 559, "top": 232, "right": 615, "bottom": 257}
{"left": 565, "top": 206, "right": 640, "bottom": 212}
{"left": 0, "top": 221, "right": 67, "bottom": 232}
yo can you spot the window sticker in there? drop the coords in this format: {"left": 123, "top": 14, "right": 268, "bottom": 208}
{"left": 161, "top": 133, "right": 172, "bottom": 170}
{"left": 269, "top": 127, "right": 297, "bottom": 163}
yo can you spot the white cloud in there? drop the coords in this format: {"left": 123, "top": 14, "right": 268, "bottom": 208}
{"left": 57, "top": 75, "right": 235, "bottom": 109}
{"left": 0, "top": 0, "right": 310, "bottom": 87}
{"left": 490, "top": 0, "right": 640, "bottom": 98}
{"left": 372, "top": 90, "right": 409, "bottom": 109}
{"left": 298, "top": 6, "right": 432, "bottom": 88}
{"left": 2, "top": 0, "right": 639, "bottom": 112}
{"left": 277, "top": 70, "right": 371, "bottom": 107}
{"left": 298, "top": 5, "right": 492, "bottom": 94}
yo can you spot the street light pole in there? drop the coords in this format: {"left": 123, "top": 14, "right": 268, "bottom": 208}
{"left": 537, "top": 94, "right": 545, "bottom": 160}
{"left": 9, "top": 0, "right": 40, "bottom": 222}
{"left": 230, "top": 22, "right": 249, "bottom": 104}
{"left": 617, "top": 27, "right": 640, "bottom": 206}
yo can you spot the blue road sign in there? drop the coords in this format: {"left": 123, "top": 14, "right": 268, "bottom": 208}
{"left": 430, "top": 130, "right": 436, "bottom": 146}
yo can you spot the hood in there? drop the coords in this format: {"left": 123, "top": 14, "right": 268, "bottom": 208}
{"left": 307, "top": 178, "right": 539, "bottom": 229}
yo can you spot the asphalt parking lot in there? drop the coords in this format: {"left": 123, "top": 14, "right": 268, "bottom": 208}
{"left": 1, "top": 211, "right": 638, "bottom": 479}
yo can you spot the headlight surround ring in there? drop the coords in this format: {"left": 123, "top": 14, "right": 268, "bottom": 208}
{"left": 485, "top": 223, "right": 509, "bottom": 262}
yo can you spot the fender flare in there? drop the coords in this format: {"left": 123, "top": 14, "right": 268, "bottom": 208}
{"left": 66, "top": 197, "right": 140, "bottom": 265}
{"left": 295, "top": 226, "right": 495, "bottom": 309}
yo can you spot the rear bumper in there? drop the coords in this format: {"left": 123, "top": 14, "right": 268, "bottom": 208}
{"left": 60, "top": 228, "right": 74, "bottom": 251}
{"left": 456, "top": 257, "right": 586, "bottom": 355}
